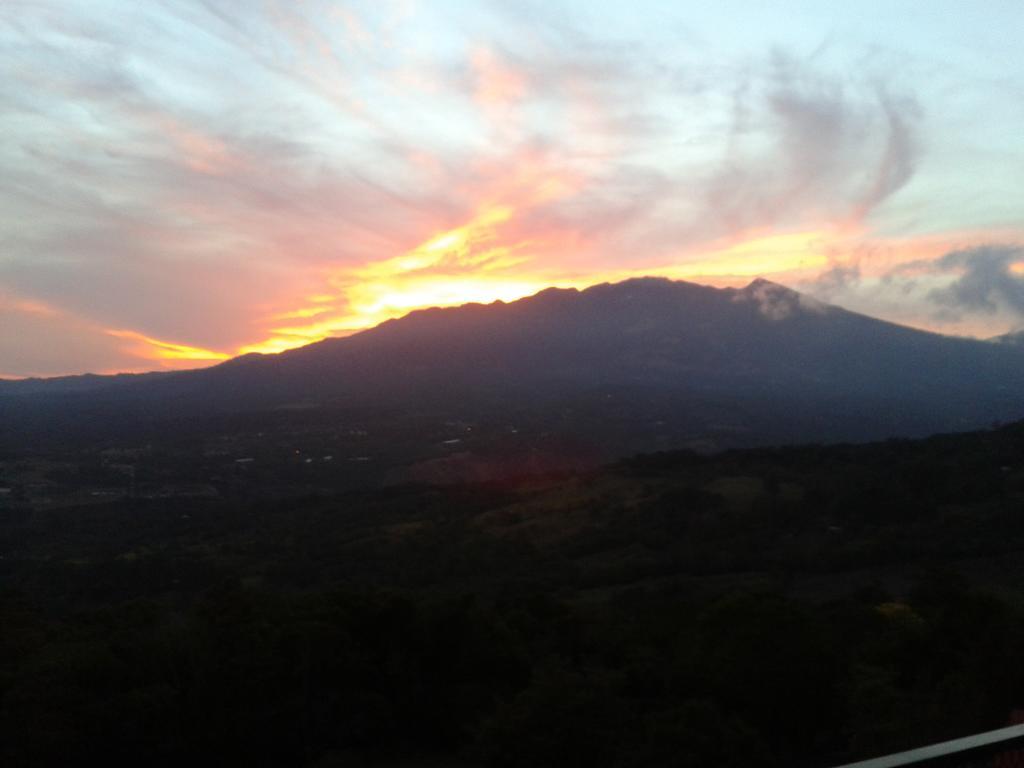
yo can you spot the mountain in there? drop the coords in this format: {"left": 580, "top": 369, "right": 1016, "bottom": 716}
{"left": 3, "top": 277, "right": 1024, "bottom": 460}
{"left": 993, "top": 329, "right": 1024, "bottom": 347}
{"left": 0, "top": 370, "right": 167, "bottom": 395}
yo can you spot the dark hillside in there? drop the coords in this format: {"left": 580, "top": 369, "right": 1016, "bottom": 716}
{"left": 3, "top": 278, "right": 1024, "bottom": 461}
{"left": 4, "top": 421, "right": 1024, "bottom": 766}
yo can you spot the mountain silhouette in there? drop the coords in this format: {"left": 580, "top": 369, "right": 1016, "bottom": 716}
{"left": 993, "top": 330, "right": 1024, "bottom": 347}
{"left": 3, "top": 277, "right": 1024, "bottom": 456}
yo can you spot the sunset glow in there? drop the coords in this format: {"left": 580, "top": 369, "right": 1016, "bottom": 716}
{"left": 109, "top": 214, "right": 1023, "bottom": 364}
{"left": 2, "top": 1, "right": 1024, "bottom": 377}
{"left": 106, "top": 331, "right": 231, "bottom": 364}
{"left": 663, "top": 232, "right": 835, "bottom": 281}
{"left": 238, "top": 204, "right": 554, "bottom": 355}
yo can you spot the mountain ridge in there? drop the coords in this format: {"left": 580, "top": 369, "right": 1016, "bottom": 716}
{"left": 2, "top": 276, "right": 1023, "bottom": 458}
{"left": 0, "top": 276, "right": 986, "bottom": 386}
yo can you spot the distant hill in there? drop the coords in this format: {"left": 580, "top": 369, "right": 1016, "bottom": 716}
{"left": 3, "top": 277, "right": 1024, "bottom": 458}
{"left": 0, "top": 370, "right": 166, "bottom": 395}
{"left": 993, "top": 329, "right": 1024, "bottom": 347}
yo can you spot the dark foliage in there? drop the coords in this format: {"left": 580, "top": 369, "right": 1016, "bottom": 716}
{"left": 4, "top": 421, "right": 1024, "bottom": 765}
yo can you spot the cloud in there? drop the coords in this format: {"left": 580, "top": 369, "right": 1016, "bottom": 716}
{"left": 733, "top": 278, "right": 827, "bottom": 321}
{"left": 471, "top": 45, "right": 528, "bottom": 118}
{"left": 792, "top": 240, "right": 1024, "bottom": 341}
{"left": 105, "top": 329, "right": 230, "bottom": 363}
{"left": 5, "top": 1, "right": 1016, "bottom": 376}
{"left": 804, "top": 263, "right": 862, "bottom": 300}
{"left": 928, "top": 245, "right": 1024, "bottom": 318}
{"left": 701, "top": 51, "right": 922, "bottom": 238}
{"left": 850, "top": 88, "right": 919, "bottom": 223}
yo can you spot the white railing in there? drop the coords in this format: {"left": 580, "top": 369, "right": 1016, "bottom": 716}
{"left": 832, "top": 723, "right": 1024, "bottom": 767}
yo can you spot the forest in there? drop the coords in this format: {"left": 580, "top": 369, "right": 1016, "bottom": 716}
{"left": 4, "top": 421, "right": 1024, "bottom": 766}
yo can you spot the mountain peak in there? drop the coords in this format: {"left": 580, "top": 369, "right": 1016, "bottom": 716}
{"left": 579, "top": 276, "right": 719, "bottom": 304}
{"left": 582, "top": 276, "right": 680, "bottom": 294}
{"left": 6, "top": 272, "right": 1024, "bottom": 457}
{"left": 742, "top": 277, "right": 791, "bottom": 293}
{"left": 733, "top": 276, "right": 827, "bottom": 320}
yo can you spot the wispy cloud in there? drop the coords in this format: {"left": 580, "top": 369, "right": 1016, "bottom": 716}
{"left": 700, "top": 50, "right": 922, "bottom": 238}
{"left": 1, "top": 1, "right": 1022, "bottom": 375}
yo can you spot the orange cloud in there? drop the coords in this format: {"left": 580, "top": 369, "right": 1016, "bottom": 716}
{"left": 1, "top": 296, "right": 62, "bottom": 318}
{"left": 471, "top": 46, "right": 527, "bottom": 112}
{"left": 663, "top": 230, "right": 833, "bottom": 280}
{"left": 238, "top": 204, "right": 557, "bottom": 354}
{"left": 157, "top": 117, "right": 241, "bottom": 176}
{"left": 11, "top": 217, "right": 1024, "bottom": 378}
{"left": 238, "top": 201, "right": 852, "bottom": 357}
{"left": 236, "top": 139, "right": 600, "bottom": 355}
{"left": 106, "top": 329, "right": 231, "bottom": 364}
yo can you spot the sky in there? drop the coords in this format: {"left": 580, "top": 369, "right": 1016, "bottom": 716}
{"left": 2, "top": 0, "right": 1024, "bottom": 378}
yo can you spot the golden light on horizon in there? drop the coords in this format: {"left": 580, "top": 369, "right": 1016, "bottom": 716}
{"left": 239, "top": 223, "right": 844, "bottom": 358}
{"left": 238, "top": 204, "right": 562, "bottom": 355}
{"left": 664, "top": 231, "right": 833, "bottom": 280}
{"left": 107, "top": 215, "right": 861, "bottom": 367}
{"left": 85, "top": 217, "right": 1020, "bottom": 373}
{"left": 106, "top": 330, "right": 231, "bottom": 364}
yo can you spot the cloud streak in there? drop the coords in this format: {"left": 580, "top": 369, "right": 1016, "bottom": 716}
{"left": 702, "top": 51, "right": 922, "bottom": 237}
{"left": 0, "top": 2, "right": 1021, "bottom": 375}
